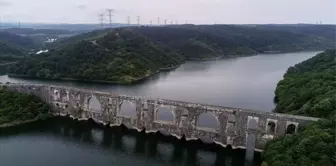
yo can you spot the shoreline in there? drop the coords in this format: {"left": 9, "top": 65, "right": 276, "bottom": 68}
{"left": 5, "top": 50, "right": 322, "bottom": 85}
{"left": 6, "top": 65, "right": 181, "bottom": 85}
{"left": 0, "top": 118, "right": 40, "bottom": 128}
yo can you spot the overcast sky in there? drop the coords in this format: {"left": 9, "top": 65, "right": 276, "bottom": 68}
{"left": 0, "top": 0, "right": 335, "bottom": 24}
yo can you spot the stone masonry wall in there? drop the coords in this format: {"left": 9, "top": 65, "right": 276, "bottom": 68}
{"left": 3, "top": 84, "right": 320, "bottom": 151}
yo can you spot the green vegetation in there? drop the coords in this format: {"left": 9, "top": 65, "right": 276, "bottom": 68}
{"left": 274, "top": 50, "right": 336, "bottom": 118}
{"left": 0, "top": 86, "right": 51, "bottom": 125}
{"left": 9, "top": 28, "right": 183, "bottom": 83}
{"left": 0, "top": 31, "right": 36, "bottom": 50}
{"left": 262, "top": 50, "right": 336, "bottom": 166}
{"left": 0, "top": 31, "right": 36, "bottom": 66}
{"left": 185, "top": 25, "right": 335, "bottom": 53}
{"left": 7, "top": 25, "right": 336, "bottom": 83}
{"left": 133, "top": 26, "right": 257, "bottom": 59}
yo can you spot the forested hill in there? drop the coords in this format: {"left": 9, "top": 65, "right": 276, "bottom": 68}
{"left": 0, "top": 32, "right": 36, "bottom": 50}
{"left": 262, "top": 50, "right": 336, "bottom": 166}
{"left": 0, "top": 86, "right": 50, "bottom": 125}
{"left": 6, "top": 25, "right": 336, "bottom": 83}
{"left": 52, "top": 24, "right": 335, "bottom": 59}
{"left": 132, "top": 26, "right": 257, "bottom": 59}
{"left": 183, "top": 24, "right": 335, "bottom": 53}
{"left": 8, "top": 28, "right": 184, "bottom": 83}
{"left": 274, "top": 49, "right": 336, "bottom": 118}
{"left": 0, "top": 32, "right": 35, "bottom": 64}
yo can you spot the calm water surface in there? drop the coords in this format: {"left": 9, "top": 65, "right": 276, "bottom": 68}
{"left": 0, "top": 51, "right": 319, "bottom": 166}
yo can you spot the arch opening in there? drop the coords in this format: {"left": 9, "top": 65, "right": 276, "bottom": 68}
{"left": 228, "top": 115, "right": 236, "bottom": 123}
{"left": 267, "top": 121, "right": 276, "bottom": 134}
{"left": 197, "top": 112, "right": 219, "bottom": 130}
{"left": 247, "top": 118, "right": 258, "bottom": 130}
{"left": 156, "top": 107, "right": 175, "bottom": 122}
{"left": 286, "top": 124, "right": 296, "bottom": 134}
{"left": 120, "top": 100, "right": 137, "bottom": 117}
{"left": 143, "top": 102, "right": 148, "bottom": 110}
{"left": 88, "top": 95, "right": 102, "bottom": 113}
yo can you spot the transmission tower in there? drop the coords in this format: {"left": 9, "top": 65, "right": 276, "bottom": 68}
{"left": 137, "top": 16, "right": 140, "bottom": 26}
{"left": 157, "top": 17, "right": 160, "bottom": 25}
{"left": 164, "top": 19, "right": 167, "bottom": 25}
{"left": 127, "top": 16, "right": 131, "bottom": 25}
{"left": 106, "top": 9, "right": 114, "bottom": 27}
{"left": 170, "top": 20, "right": 173, "bottom": 25}
{"left": 99, "top": 14, "right": 105, "bottom": 28}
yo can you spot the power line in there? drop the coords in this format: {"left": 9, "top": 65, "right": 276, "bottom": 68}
{"left": 127, "top": 16, "right": 131, "bottom": 25}
{"left": 99, "top": 14, "right": 105, "bottom": 28}
{"left": 106, "top": 9, "right": 114, "bottom": 27}
{"left": 137, "top": 16, "right": 140, "bottom": 26}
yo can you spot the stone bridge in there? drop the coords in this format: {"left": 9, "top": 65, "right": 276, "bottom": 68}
{"left": 3, "top": 84, "right": 319, "bottom": 152}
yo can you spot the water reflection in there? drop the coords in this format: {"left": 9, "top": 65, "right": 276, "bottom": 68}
{"left": 0, "top": 51, "right": 318, "bottom": 111}
{"left": 0, "top": 117, "right": 261, "bottom": 166}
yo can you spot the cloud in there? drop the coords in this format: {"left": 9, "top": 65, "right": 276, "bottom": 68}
{"left": 0, "top": 1, "right": 11, "bottom": 7}
{"left": 76, "top": 5, "right": 87, "bottom": 10}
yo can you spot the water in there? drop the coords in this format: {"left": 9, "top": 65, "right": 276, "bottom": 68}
{"left": 0, "top": 51, "right": 319, "bottom": 166}
{"left": 0, "top": 51, "right": 318, "bottom": 111}
{"left": 0, "top": 117, "right": 260, "bottom": 166}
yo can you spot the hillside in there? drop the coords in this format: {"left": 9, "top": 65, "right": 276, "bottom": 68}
{"left": 256, "top": 24, "right": 336, "bottom": 40}
{"left": 8, "top": 28, "right": 184, "bottom": 83}
{"left": 185, "top": 24, "right": 335, "bottom": 53}
{"left": 6, "top": 25, "right": 336, "bottom": 83}
{"left": 132, "top": 26, "right": 257, "bottom": 59}
{"left": 0, "top": 32, "right": 34, "bottom": 66}
{"left": 51, "top": 25, "right": 335, "bottom": 60}
{"left": 0, "top": 87, "right": 50, "bottom": 126}
{"left": 0, "top": 32, "right": 36, "bottom": 50}
{"left": 274, "top": 50, "right": 336, "bottom": 117}
{"left": 262, "top": 50, "right": 336, "bottom": 166}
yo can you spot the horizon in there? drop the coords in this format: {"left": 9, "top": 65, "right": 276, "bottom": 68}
{"left": 2, "top": 22, "right": 336, "bottom": 26}
{"left": 0, "top": 0, "right": 335, "bottom": 25}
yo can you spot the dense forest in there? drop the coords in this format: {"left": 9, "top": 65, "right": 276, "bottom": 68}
{"left": 0, "top": 32, "right": 37, "bottom": 64}
{"left": 8, "top": 29, "right": 184, "bottom": 83}
{"left": 185, "top": 25, "right": 335, "bottom": 53}
{"left": 0, "top": 86, "right": 51, "bottom": 125}
{"left": 5, "top": 24, "right": 336, "bottom": 83}
{"left": 274, "top": 50, "right": 336, "bottom": 117}
{"left": 133, "top": 26, "right": 257, "bottom": 59}
{"left": 262, "top": 50, "right": 336, "bottom": 166}
{"left": 0, "top": 31, "right": 37, "bottom": 50}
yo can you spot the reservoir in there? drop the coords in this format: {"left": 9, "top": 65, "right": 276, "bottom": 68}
{"left": 0, "top": 51, "right": 318, "bottom": 166}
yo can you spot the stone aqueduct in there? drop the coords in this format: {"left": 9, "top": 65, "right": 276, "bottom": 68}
{"left": 4, "top": 84, "right": 319, "bottom": 151}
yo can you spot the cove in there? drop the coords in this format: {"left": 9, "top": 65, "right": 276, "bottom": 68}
{"left": 0, "top": 51, "right": 318, "bottom": 111}
{"left": 0, "top": 51, "right": 319, "bottom": 166}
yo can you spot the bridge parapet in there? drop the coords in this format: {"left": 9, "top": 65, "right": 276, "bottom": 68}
{"left": 2, "top": 83, "right": 320, "bottom": 151}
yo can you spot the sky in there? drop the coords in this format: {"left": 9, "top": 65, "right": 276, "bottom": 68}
{"left": 0, "top": 0, "right": 335, "bottom": 24}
